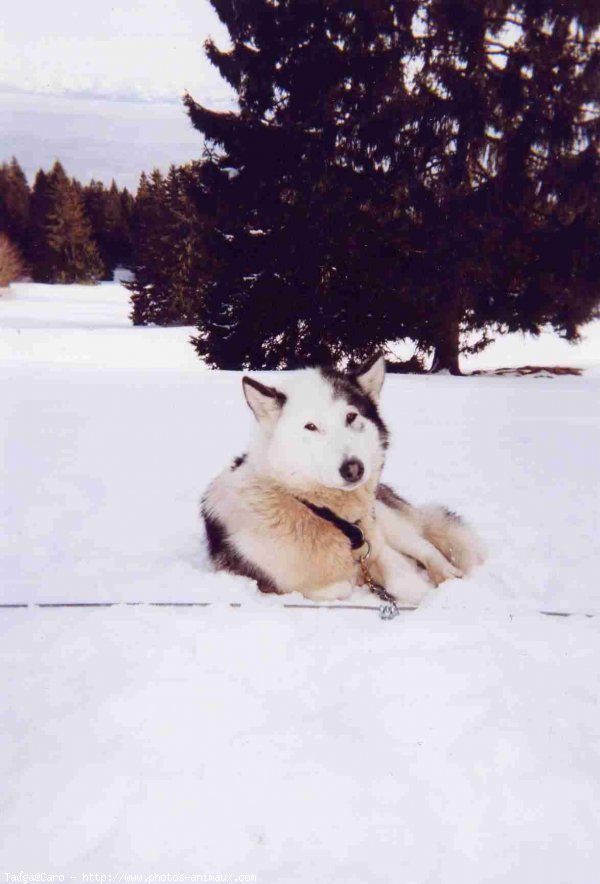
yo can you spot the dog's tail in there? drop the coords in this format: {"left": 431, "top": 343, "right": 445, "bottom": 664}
{"left": 420, "top": 505, "right": 486, "bottom": 574}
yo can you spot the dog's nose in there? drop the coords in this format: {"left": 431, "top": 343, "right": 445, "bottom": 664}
{"left": 339, "top": 457, "right": 364, "bottom": 484}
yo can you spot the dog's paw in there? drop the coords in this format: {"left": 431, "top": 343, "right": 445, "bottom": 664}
{"left": 386, "top": 573, "right": 431, "bottom": 605}
{"left": 304, "top": 581, "right": 354, "bottom": 602}
{"left": 426, "top": 553, "right": 464, "bottom": 586}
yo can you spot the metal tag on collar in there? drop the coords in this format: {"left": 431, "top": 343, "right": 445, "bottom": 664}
{"left": 379, "top": 601, "right": 401, "bottom": 620}
{"left": 357, "top": 541, "right": 401, "bottom": 620}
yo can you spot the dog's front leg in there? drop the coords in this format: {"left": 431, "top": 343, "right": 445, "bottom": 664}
{"left": 375, "top": 501, "right": 463, "bottom": 585}
{"left": 373, "top": 544, "right": 431, "bottom": 605}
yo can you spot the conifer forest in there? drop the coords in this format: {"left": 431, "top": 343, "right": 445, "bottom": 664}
{"left": 2, "top": 1, "right": 600, "bottom": 373}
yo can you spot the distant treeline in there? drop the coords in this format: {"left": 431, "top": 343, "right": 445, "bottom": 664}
{"left": 0, "top": 158, "right": 134, "bottom": 285}
{"left": 0, "top": 156, "right": 205, "bottom": 327}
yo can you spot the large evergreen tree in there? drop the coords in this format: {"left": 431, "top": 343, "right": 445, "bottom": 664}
{"left": 184, "top": 1, "right": 415, "bottom": 368}
{"left": 185, "top": 0, "right": 600, "bottom": 372}
{"left": 379, "top": 0, "right": 600, "bottom": 372}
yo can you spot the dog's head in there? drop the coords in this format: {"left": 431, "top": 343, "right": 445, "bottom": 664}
{"left": 242, "top": 354, "right": 388, "bottom": 492}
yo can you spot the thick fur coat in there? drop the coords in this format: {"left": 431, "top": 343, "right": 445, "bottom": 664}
{"left": 202, "top": 356, "right": 485, "bottom": 604}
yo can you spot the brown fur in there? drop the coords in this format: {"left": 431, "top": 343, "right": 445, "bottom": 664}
{"left": 203, "top": 359, "right": 485, "bottom": 602}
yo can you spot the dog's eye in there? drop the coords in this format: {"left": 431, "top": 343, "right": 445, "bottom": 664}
{"left": 304, "top": 422, "right": 318, "bottom": 432}
{"left": 346, "top": 412, "right": 358, "bottom": 426}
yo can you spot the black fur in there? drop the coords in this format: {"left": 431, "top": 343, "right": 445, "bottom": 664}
{"left": 202, "top": 506, "right": 280, "bottom": 594}
{"left": 231, "top": 453, "right": 247, "bottom": 471}
{"left": 203, "top": 507, "right": 228, "bottom": 560}
{"left": 376, "top": 485, "right": 463, "bottom": 523}
{"left": 376, "top": 482, "right": 411, "bottom": 511}
{"left": 442, "top": 506, "right": 463, "bottom": 524}
{"left": 320, "top": 367, "right": 389, "bottom": 449}
{"left": 242, "top": 376, "right": 287, "bottom": 408}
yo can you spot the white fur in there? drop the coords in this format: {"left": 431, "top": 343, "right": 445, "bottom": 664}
{"left": 203, "top": 357, "right": 485, "bottom": 604}
{"left": 246, "top": 369, "right": 383, "bottom": 492}
{"left": 355, "top": 355, "right": 385, "bottom": 401}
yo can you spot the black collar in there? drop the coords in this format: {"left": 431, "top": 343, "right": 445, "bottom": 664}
{"left": 296, "top": 497, "right": 365, "bottom": 551}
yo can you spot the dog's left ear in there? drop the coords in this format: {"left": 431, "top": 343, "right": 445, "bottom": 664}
{"left": 354, "top": 353, "right": 386, "bottom": 402}
{"left": 242, "top": 376, "right": 287, "bottom": 423}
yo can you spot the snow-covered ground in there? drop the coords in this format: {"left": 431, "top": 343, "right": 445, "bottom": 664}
{"left": 1, "top": 282, "right": 599, "bottom": 879}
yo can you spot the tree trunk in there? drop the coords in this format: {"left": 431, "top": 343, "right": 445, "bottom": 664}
{"left": 430, "top": 315, "right": 461, "bottom": 375}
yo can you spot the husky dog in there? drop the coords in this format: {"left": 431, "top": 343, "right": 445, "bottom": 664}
{"left": 202, "top": 355, "right": 485, "bottom": 604}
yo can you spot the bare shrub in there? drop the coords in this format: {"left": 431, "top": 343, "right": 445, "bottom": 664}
{"left": 0, "top": 233, "right": 26, "bottom": 288}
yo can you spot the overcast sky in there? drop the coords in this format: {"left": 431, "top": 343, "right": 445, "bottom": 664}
{"left": 0, "top": 0, "right": 236, "bottom": 188}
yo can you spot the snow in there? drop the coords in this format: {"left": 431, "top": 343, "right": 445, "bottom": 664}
{"left": 463, "top": 321, "right": 600, "bottom": 371}
{"left": 1, "top": 281, "right": 600, "bottom": 879}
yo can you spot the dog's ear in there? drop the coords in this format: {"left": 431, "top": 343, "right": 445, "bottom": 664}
{"left": 354, "top": 353, "right": 385, "bottom": 402}
{"left": 242, "top": 376, "right": 287, "bottom": 423}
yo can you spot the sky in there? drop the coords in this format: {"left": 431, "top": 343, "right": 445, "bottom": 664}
{"left": 0, "top": 0, "right": 236, "bottom": 189}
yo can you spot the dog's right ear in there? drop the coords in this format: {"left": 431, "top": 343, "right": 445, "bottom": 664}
{"left": 354, "top": 352, "right": 386, "bottom": 402}
{"left": 242, "top": 376, "right": 287, "bottom": 424}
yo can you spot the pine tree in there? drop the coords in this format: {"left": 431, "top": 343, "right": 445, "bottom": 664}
{"left": 376, "top": 0, "right": 600, "bottom": 372}
{"left": 0, "top": 158, "right": 30, "bottom": 253}
{"left": 120, "top": 187, "right": 135, "bottom": 266}
{"left": 127, "top": 166, "right": 208, "bottom": 325}
{"left": 83, "top": 180, "right": 112, "bottom": 279}
{"left": 27, "top": 167, "right": 56, "bottom": 282}
{"left": 184, "top": 1, "right": 412, "bottom": 369}
{"left": 160, "top": 165, "right": 212, "bottom": 325}
{"left": 128, "top": 170, "right": 169, "bottom": 324}
{"left": 43, "top": 163, "right": 104, "bottom": 283}
{"left": 107, "top": 180, "right": 134, "bottom": 269}
{"left": 84, "top": 180, "right": 133, "bottom": 279}
{"left": 0, "top": 233, "right": 25, "bottom": 287}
